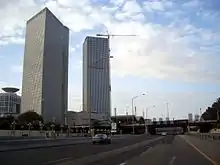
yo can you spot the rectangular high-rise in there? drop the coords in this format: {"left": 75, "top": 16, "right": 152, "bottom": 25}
{"left": 83, "top": 36, "right": 111, "bottom": 120}
{"left": 21, "top": 8, "right": 69, "bottom": 124}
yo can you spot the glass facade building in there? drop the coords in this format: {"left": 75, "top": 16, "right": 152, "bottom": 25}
{"left": 83, "top": 36, "right": 111, "bottom": 120}
{"left": 0, "top": 88, "right": 21, "bottom": 117}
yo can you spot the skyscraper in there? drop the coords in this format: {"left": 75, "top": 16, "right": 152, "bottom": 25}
{"left": 21, "top": 8, "right": 69, "bottom": 124}
{"left": 83, "top": 36, "right": 111, "bottom": 120}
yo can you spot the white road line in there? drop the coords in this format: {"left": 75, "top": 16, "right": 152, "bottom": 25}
{"left": 119, "top": 163, "right": 126, "bottom": 165}
{"left": 168, "top": 156, "right": 176, "bottom": 165}
{"left": 181, "top": 136, "right": 218, "bottom": 165}
{"left": 44, "top": 157, "right": 72, "bottom": 165}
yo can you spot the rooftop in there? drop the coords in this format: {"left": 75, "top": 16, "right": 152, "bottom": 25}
{"left": 2, "top": 87, "right": 19, "bottom": 93}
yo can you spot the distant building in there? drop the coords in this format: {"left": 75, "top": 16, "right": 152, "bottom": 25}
{"left": 194, "top": 114, "right": 200, "bottom": 121}
{"left": 145, "top": 119, "right": 152, "bottom": 125}
{"left": 165, "top": 117, "right": 169, "bottom": 121}
{"left": 111, "top": 115, "right": 145, "bottom": 124}
{"left": 83, "top": 36, "right": 111, "bottom": 120}
{"left": 67, "top": 111, "right": 104, "bottom": 126}
{"left": 159, "top": 117, "right": 163, "bottom": 122}
{"left": 188, "top": 113, "right": 193, "bottom": 122}
{"left": 0, "top": 87, "right": 21, "bottom": 117}
{"left": 21, "top": 8, "right": 69, "bottom": 124}
{"left": 153, "top": 118, "right": 156, "bottom": 122}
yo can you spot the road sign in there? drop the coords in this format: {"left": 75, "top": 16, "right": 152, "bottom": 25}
{"left": 111, "top": 123, "right": 117, "bottom": 132}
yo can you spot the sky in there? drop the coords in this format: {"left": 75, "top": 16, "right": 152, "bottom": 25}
{"left": 0, "top": 0, "right": 220, "bottom": 120}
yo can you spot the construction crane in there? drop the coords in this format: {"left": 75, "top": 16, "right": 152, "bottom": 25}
{"left": 96, "top": 33, "right": 137, "bottom": 39}
{"left": 94, "top": 32, "right": 138, "bottom": 129}
{"left": 96, "top": 31, "right": 138, "bottom": 51}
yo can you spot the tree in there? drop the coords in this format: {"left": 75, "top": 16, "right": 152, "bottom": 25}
{"left": 17, "top": 111, "right": 43, "bottom": 125}
{"left": 201, "top": 97, "right": 220, "bottom": 121}
{"left": 0, "top": 116, "right": 15, "bottom": 129}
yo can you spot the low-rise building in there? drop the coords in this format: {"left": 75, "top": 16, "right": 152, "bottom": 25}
{"left": 67, "top": 111, "right": 104, "bottom": 126}
{"left": 0, "top": 87, "right": 21, "bottom": 117}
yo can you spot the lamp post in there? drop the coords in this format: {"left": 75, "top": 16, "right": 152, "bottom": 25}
{"left": 88, "top": 55, "right": 114, "bottom": 137}
{"left": 131, "top": 93, "right": 146, "bottom": 134}
{"left": 39, "top": 121, "right": 43, "bottom": 134}
{"left": 11, "top": 121, "right": 16, "bottom": 136}
{"left": 27, "top": 123, "right": 32, "bottom": 136}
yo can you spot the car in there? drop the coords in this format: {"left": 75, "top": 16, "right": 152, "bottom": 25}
{"left": 92, "top": 134, "right": 111, "bottom": 144}
{"left": 161, "top": 132, "right": 167, "bottom": 136}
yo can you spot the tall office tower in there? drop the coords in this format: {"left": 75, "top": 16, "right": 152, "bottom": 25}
{"left": 83, "top": 36, "right": 111, "bottom": 120}
{"left": 21, "top": 8, "right": 69, "bottom": 124}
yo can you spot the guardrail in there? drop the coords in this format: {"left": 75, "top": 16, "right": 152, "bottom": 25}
{"left": 189, "top": 132, "right": 220, "bottom": 141}
{"left": 199, "top": 133, "right": 220, "bottom": 141}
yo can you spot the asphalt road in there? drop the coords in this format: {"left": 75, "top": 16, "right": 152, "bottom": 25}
{"left": 86, "top": 135, "right": 218, "bottom": 165}
{"left": 0, "top": 134, "right": 158, "bottom": 165}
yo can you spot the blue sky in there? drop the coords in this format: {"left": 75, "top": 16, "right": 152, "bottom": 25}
{"left": 0, "top": 0, "right": 220, "bottom": 120}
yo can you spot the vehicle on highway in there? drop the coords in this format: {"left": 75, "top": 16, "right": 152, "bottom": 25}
{"left": 92, "top": 134, "right": 111, "bottom": 144}
{"left": 161, "top": 132, "right": 167, "bottom": 136}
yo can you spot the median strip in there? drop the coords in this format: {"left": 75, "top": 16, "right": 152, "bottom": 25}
{"left": 0, "top": 140, "right": 89, "bottom": 152}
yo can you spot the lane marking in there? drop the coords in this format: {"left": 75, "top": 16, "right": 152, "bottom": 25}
{"left": 44, "top": 157, "right": 72, "bottom": 165}
{"left": 46, "top": 137, "right": 163, "bottom": 165}
{"left": 119, "top": 163, "right": 126, "bottom": 165}
{"left": 168, "top": 156, "right": 176, "bottom": 165}
{"left": 181, "top": 136, "right": 218, "bottom": 165}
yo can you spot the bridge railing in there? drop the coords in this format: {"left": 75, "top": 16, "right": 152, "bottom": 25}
{"left": 189, "top": 132, "right": 220, "bottom": 141}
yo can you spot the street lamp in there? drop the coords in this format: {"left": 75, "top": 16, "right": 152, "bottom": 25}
{"left": 27, "top": 123, "right": 32, "bottom": 136}
{"left": 88, "top": 55, "right": 114, "bottom": 137}
{"left": 131, "top": 93, "right": 146, "bottom": 134}
{"left": 11, "top": 121, "right": 16, "bottom": 136}
{"left": 39, "top": 121, "right": 43, "bottom": 134}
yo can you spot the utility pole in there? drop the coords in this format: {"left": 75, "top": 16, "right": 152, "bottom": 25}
{"left": 166, "top": 102, "right": 169, "bottom": 120}
{"left": 114, "top": 108, "right": 117, "bottom": 121}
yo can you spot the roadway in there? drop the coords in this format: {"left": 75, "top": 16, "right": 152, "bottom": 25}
{"left": 84, "top": 135, "right": 219, "bottom": 165}
{"left": 1, "top": 134, "right": 219, "bottom": 165}
{"left": 0, "top": 134, "right": 158, "bottom": 165}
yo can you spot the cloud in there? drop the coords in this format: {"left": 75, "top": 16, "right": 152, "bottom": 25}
{"left": 69, "top": 47, "right": 76, "bottom": 53}
{"left": 143, "top": 0, "right": 173, "bottom": 12}
{"left": 104, "top": 16, "right": 220, "bottom": 83}
{"left": 122, "top": 0, "right": 142, "bottom": 13}
{"left": 0, "top": 0, "right": 219, "bottom": 85}
{"left": 0, "top": 0, "right": 115, "bottom": 43}
{"left": 182, "top": 0, "right": 201, "bottom": 8}
{"left": 109, "top": 0, "right": 125, "bottom": 6}
{"left": 114, "top": 0, "right": 145, "bottom": 21}
{"left": 0, "top": 0, "right": 42, "bottom": 39}
{"left": 111, "top": 88, "right": 219, "bottom": 119}
{"left": 11, "top": 65, "right": 23, "bottom": 73}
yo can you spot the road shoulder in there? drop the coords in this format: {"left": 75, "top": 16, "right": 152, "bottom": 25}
{"left": 180, "top": 135, "right": 220, "bottom": 164}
